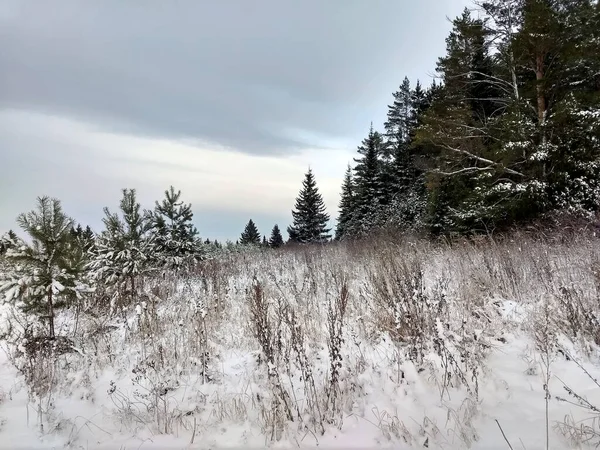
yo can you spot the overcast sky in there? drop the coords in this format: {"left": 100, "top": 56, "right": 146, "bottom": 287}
{"left": 0, "top": 0, "right": 470, "bottom": 241}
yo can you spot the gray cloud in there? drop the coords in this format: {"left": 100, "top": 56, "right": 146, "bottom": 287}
{"left": 0, "top": 0, "right": 471, "bottom": 240}
{"left": 0, "top": 110, "right": 344, "bottom": 240}
{"left": 0, "top": 0, "right": 469, "bottom": 155}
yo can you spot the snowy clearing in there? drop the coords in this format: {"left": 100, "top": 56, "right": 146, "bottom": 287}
{"left": 1, "top": 236, "right": 600, "bottom": 449}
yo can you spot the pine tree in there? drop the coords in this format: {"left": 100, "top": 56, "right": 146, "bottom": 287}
{"left": 515, "top": 0, "right": 600, "bottom": 215}
{"left": 149, "top": 186, "right": 201, "bottom": 271}
{"left": 0, "top": 197, "right": 92, "bottom": 338}
{"left": 90, "top": 189, "right": 152, "bottom": 298}
{"left": 478, "top": 0, "right": 600, "bottom": 220}
{"left": 335, "top": 165, "right": 355, "bottom": 240}
{"left": 385, "top": 77, "right": 413, "bottom": 149}
{"left": 268, "top": 224, "right": 284, "bottom": 248}
{"left": 240, "top": 219, "right": 261, "bottom": 245}
{"left": 415, "top": 9, "right": 522, "bottom": 233}
{"left": 287, "top": 168, "right": 331, "bottom": 243}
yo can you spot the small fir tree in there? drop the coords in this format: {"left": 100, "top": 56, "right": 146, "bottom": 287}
{"left": 268, "top": 224, "right": 284, "bottom": 248}
{"left": 335, "top": 165, "right": 356, "bottom": 240}
{"left": 70, "top": 223, "right": 95, "bottom": 254}
{"left": 0, "top": 230, "right": 18, "bottom": 256}
{"left": 287, "top": 168, "right": 331, "bottom": 243}
{"left": 240, "top": 219, "right": 261, "bottom": 245}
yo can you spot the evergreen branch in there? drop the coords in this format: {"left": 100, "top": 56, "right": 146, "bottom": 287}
{"left": 437, "top": 143, "right": 526, "bottom": 177}
{"left": 434, "top": 166, "right": 495, "bottom": 176}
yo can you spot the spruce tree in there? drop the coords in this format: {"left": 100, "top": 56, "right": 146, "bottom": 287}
{"left": 240, "top": 219, "right": 261, "bottom": 245}
{"left": 287, "top": 168, "right": 331, "bottom": 243}
{"left": 69, "top": 223, "right": 95, "bottom": 255}
{"left": 385, "top": 77, "right": 413, "bottom": 149}
{"left": 410, "top": 81, "right": 430, "bottom": 131}
{"left": 268, "top": 224, "right": 284, "bottom": 248}
{"left": 83, "top": 225, "right": 94, "bottom": 241}
{"left": 70, "top": 224, "right": 84, "bottom": 240}
{"left": 381, "top": 79, "right": 429, "bottom": 230}
{"left": 385, "top": 78, "right": 422, "bottom": 186}
{"left": 335, "top": 165, "right": 356, "bottom": 240}
{"left": 349, "top": 125, "right": 385, "bottom": 235}
{"left": 0, "top": 230, "right": 18, "bottom": 256}
{"left": 383, "top": 82, "right": 414, "bottom": 209}
{"left": 0, "top": 197, "right": 91, "bottom": 338}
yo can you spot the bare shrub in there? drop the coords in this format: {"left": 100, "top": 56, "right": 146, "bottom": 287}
{"left": 554, "top": 348, "right": 600, "bottom": 447}
{"left": 554, "top": 283, "right": 600, "bottom": 347}
{"left": 325, "top": 272, "right": 349, "bottom": 427}
{"left": 247, "top": 277, "right": 294, "bottom": 441}
{"left": 369, "top": 250, "right": 436, "bottom": 367}
{"left": 284, "top": 306, "right": 325, "bottom": 436}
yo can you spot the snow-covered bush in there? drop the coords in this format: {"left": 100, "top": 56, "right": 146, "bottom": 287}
{"left": 88, "top": 189, "right": 154, "bottom": 310}
{"left": 147, "top": 186, "right": 205, "bottom": 273}
{"left": 0, "top": 197, "right": 93, "bottom": 340}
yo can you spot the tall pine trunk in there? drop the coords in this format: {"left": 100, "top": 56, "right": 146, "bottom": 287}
{"left": 535, "top": 51, "right": 548, "bottom": 178}
{"left": 130, "top": 274, "right": 136, "bottom": 299}
{"left": 47, "top": 288, "right": 55, "bottom": 339}
{"left": 535, "top": 54, "right": 546, "bottom": 124}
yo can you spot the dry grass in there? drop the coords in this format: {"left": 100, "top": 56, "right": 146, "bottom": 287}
{"left": 2, "top": 230, "right": 600, "bottom": 447}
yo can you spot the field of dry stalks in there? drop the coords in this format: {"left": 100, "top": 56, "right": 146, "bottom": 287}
{"left": 1, "top": 233, "right": 600, "bottom": 449}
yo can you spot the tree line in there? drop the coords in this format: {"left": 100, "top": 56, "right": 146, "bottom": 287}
{"left": 336, "top": 0, "right": 600, "bottom": 239}
{"left": 0, "top": 171, "right": 331, "bottom": 338}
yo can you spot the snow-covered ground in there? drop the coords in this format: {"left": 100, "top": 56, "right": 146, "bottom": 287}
{"left": 1, "top": 237, "right": 600, "bottom": 449}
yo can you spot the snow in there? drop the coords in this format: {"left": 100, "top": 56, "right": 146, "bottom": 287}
{"left": 1, "top": 242, "right": 600, "bottom": 449}
{"left": 0, "top": 350, "right": 65, "bottom": 449}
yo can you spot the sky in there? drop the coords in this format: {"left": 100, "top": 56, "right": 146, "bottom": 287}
{"left": 0, "top": 0, "right": 470, "bottom": 242}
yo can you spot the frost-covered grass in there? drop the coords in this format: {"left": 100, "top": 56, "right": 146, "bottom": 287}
{"left": 1, "top": 233, "right": 600, "bottom": 449}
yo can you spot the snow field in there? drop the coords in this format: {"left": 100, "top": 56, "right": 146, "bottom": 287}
{"left": 1, "top": 235, "right": 600, "bottom": 449}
